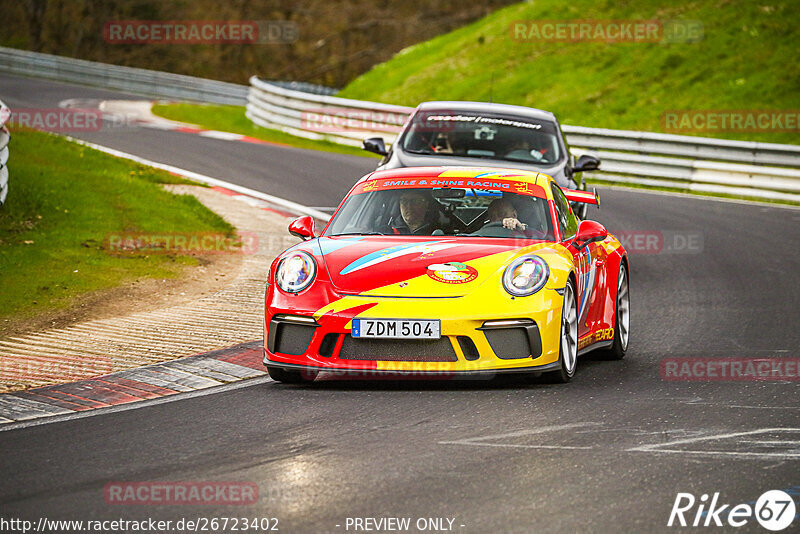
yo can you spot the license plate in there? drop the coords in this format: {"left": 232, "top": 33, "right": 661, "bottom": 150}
{"left": 352, "top": 319, "right": 440, "bottom": 339}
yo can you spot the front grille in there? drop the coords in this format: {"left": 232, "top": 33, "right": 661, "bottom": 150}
{"left": 339, "top": 336, "right": 458, "bottom": 362}
{"left": 484, "top": 328, "right": 533, "bottom": 360}
{"left": 269, "top": 321, "right": 316, "bottom": 355}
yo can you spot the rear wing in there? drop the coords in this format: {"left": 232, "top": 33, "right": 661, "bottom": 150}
{"left": 563, "top": 187, "right": 600, "bottom": 208}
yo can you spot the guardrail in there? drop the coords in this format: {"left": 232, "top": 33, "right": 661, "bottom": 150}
{"left": 247, "top": 75, "right": 413, "bottom": 146}
{"left": 0, "top": 99, "right": 9, "bottom": 206}
{"left": 1, "top": 47, "right": 797, "bottom": 203}
{"left": 0, "top": 47, "right": 248, "bottom": 105}
{"left": 247, "top": 76, "right": 800, "bottom": 203}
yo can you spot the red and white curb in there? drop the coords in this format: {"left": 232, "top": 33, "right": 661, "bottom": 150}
{"left": 147, "top": 122, "right": 280, "bottom": 146}
{"left": 62, "top": 98, "right": 290, "bottom": 147}
{"left": 0, "top": 112, "right": 338, "bottom": 429}
{"left": 0, "top": 341, "right": 266, "bottom": 428}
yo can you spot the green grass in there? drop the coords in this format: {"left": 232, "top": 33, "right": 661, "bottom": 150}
{"left": 338, "top": 0, "right": 800, "bottom": 145}
{"left": 151, "top": 103, "right": 379, "bottom": 159}
{"left": 0, "top": 128, "right": 235, "bottom": 331}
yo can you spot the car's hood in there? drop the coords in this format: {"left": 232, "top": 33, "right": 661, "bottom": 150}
{"left": 313, "top": 236, "right": 547, "bottom": 297}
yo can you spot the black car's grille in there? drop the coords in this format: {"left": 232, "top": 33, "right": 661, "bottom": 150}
{"left": 339, "top": 336, "right": 458, "bottom": 362}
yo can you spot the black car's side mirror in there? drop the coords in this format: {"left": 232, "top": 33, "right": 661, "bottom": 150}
{"left": 572, "top": 154, "right": 601, "bottom": 173}
{"left": 363, "top": 137, "right": 388, "bottom": 156}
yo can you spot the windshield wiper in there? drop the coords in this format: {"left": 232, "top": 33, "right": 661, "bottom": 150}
{"left": 330, "top": 232, "right": 386, "bottom": 236}
{"left": 466, "top": 154, "right": 500, "bottom": 159}
{"left": 503, "top": 156, "right": 548, "bottom": 165}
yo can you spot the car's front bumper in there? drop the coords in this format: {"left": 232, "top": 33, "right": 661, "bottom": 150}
{"left": 263, "top": 289, "right": 564, "bottom": 376}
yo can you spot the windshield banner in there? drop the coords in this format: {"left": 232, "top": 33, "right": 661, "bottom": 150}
{"left": 352, "top": 172, "right": 548, "bottom": 198}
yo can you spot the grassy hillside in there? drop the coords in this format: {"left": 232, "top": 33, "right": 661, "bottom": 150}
{"left": 339, "top": 0, "right": 799, "bottom": 143}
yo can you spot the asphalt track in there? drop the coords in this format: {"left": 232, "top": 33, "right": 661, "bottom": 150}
{"left": 1, "top": 75, "right": 799, "bottom": 534}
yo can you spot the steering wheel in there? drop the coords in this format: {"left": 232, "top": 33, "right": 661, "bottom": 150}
{"left": 473, "top": 221, "right": 520, "bottom": 238}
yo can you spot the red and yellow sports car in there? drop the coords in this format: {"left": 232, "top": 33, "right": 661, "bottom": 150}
{"left": 264, "top": 167, "right": 629, "bottom": 383}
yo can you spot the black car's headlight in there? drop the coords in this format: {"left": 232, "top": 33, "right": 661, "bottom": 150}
{"left": 276, "top": 251, "right": 316, "bottom": 293}
{"left": 502, "top": 256, "right": 549, "bottom": 297}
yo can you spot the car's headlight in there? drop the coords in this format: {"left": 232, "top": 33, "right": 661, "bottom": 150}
{"left": 276, "top": 251, "right": 316, "bottom": 293}
{"left": 502, "top": 256, "right": 549, "bottom": 296}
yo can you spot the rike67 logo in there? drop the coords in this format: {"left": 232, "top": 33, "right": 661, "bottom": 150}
{"left": 668, "top": 490, "right": 796, "bottom": 531}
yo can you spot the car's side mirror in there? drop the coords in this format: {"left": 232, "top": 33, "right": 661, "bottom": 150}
{"left": 289, "top": 216, "right": 315, "bottom": 241}
{"left": 363, "top": 137, "right": 388, "bottom": 156}
{"left": 573, "top": 220, "right": 607, "bottom": 249}
{"left": 573, "top": 154, "right": 600, "bottom": 173}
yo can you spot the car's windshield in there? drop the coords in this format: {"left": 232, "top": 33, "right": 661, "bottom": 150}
{"left": 325, "top": 183, "right": 555, "bottom": 240}
{"left": 401, "top": 111, "right": 562, "bottom": 166}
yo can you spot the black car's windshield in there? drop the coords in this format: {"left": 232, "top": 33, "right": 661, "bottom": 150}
{"left": 401, "top": 112, "right": 562, "bottom": 165}
{"left": 324, "top": 186, "right": 555, "bottom": 240}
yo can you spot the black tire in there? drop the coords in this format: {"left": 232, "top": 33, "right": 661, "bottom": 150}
{"left": 266, "top": 365, "right": 317, "bottom": 384}
{"left": 546, "top": 277, "right": 578, "bottom": 383}
{"left": 597, "top": 262, "right": 630, "bottom": 360}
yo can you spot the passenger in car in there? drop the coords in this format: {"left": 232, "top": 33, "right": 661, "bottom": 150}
{"left": 391, "top": 190, "right": 438, "bottom": 235}
{"left": 472, "top": 198, "right": 528, "bottom": 237}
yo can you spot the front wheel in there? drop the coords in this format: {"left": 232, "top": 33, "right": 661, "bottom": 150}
{"left": 547, "top": 278, "right": 578, "bottom": 383}
{"left": 266, "top": 365, "right": 317, "bottom": 384}
{"left": 598, "top": 262, "right": 630, "bottom": 360}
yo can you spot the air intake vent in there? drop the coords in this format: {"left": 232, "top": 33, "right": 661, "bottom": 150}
{"left": 479, "top": 319, "right": 542, "bottom": 360}
{"left": 457, "top": 336, "right": 480, "bottom": 361}
{"left": 269, "top": 318, "right": 316, "bottom": 356}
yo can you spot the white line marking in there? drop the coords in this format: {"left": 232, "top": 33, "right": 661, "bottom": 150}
{"left": 440, "top": 442, "right": 593, "bottom": 451}
{"left": 627, "top": 428, "right": 800, "bottom": 460}
{"left": 683, "top": 400, "right": 800, "bottom": 410}
{"left": 0, "top": 376, "right": 272, "bottom": 432}
{"left": 63, "top": 136, "right": 331, "bottom": 221}
{"left": 631, "top": 427, "right": 800, "bottom": 449}
{"left": 626, "top": 450, "right": 800, "bottom": 460}
{"left": 739, "top": 440, "right": 800, "bottom": 446}
{"left": 728, "top": 405, "right": 800, "bottom": 410}
{"left": 439, "top": 422, "right": 600, "bottom": 450}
